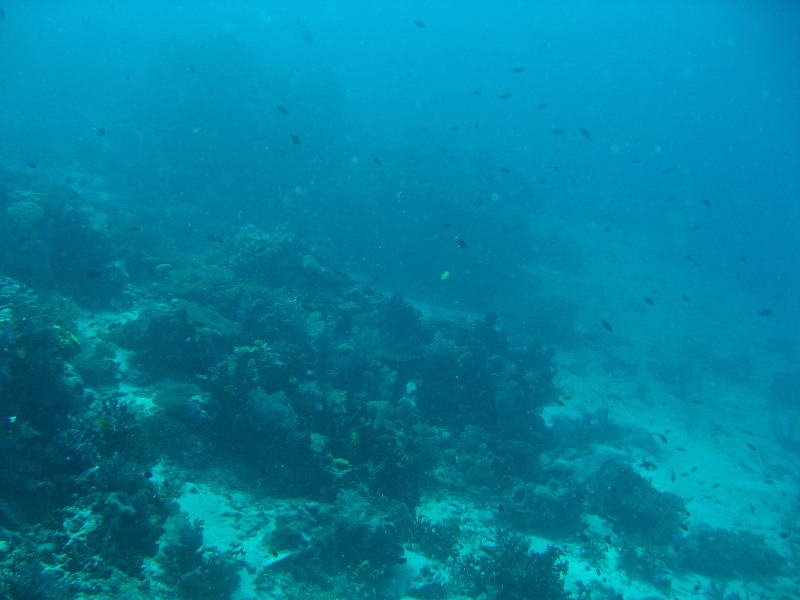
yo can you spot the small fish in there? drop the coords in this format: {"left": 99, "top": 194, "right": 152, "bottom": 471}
{"left": 779, "top": 531, "right": 789, "bottom": 539}
{"left": 454, "top": 237, "right": 467, "bottom": 248}
{"left": 601, "top": 320, "right": 613, "bottom": 332}
{"left": 498, "top": 92, "right": 511, "bottom": 100}
{"left": 758, "top": 309, "right": 773, "bottom": 316}
{"left": 96, "top": 128, "right": 106, "bottom": 136}
{"left": 187, "top": 320, "right": 205, "bottom": 329}
{"left": 511, "top": 66, "right": 524, "bottom": 73}
{"left": 128, "top": 226, "right": 142, "bottom": 233}
{"left": 632, "top": 157, "right": 642, "bottom": 164}
{"left": 551, "top": 127, "right": 565, "bottom": 135}
{"left": 27, "top": 161, "right": 36, "bottom": 168}
{"left": 658, "top": 433, "right": 668, "bottom": 443}
{"left": 640, "top": 458, "right": 658, "bottom": 471}
{"left": 681, "top": 295, "right": 692, "bottom": 303}
{"left": 189, "top": 65, "right": 197, "bottom": 74}
{"left": 580, "top": 127, "right": 591, "bottom": 139}
{"left": 662, "top": 168, "right": 674, "bottom": 175}
{"left": 746, "top": 442, "right": 757, "bottom": 451}
{"left": 296, "top": 21, "right": 314, "bottom": 45}
{"left": 277, "top": 105, "right": 289, "bottom": 115}
{"left": 472, "top": 90, "right": 482, "bottom": 95}
{"left": 372, "top": 157, "right": 382, "bottom": 165}
{"left": 537, "top": 103, "right": 548, "bottom": 110}
{"left": 499, "top": 166, "right": 509, "bottom": 174}
{"left": 603, "top": 535, "right": 612, "bottom": 544}
{"left": 474, "top": 120, "right": 479, "bottom": 130}
{"left": 414, "top": 20, "right": 426, "bottom": 28}
{"left": 644, "top": 297, "right": 655, "bottom": 305}
{"left": 679, "top": 523, "right": 689, "bottom": 531}
{"left": 450, "top": 125, "right": 460, "bottom": 131}
{"left": 289, "top": 134, "right": 301, "bottom": 145}
{"left": 224, "top": 385, "right": 237, "bottom": 392}
{"left": 702, "top": 199, "right": 713, "bottom": 207}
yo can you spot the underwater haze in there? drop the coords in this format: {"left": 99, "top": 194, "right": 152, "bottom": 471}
{"left": 0, "top": 2, "right": 799, "bottom": 599}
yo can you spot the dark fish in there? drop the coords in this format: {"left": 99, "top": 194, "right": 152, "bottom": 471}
{"left": 758, "top": 309, "right": 773, "bottom": 316}
{"left": 187, "top": 320, "right": 205, "bottom": 329}
{"left": 189, "top": 65, "right": 197, "bottom": 74}
{"left": 128, "top": 226, "right": 142, "bottom": 233}
{"left": 746, "top": 442, "right": 757, "bottom": 451}
{"left": 603, "top": 535, "right": 612, "bottom": 544}
{"left": 0, "top": 9, "right": 4, "bottom": 18}
{"left": 551, "top": 127, "right": 565, "bottom": 135}
{"left": 682, "top": 295, "right": 692, "bottom": 303}
{"left": 499, "top": 166, "right": 509, "bottom": 174}
{"left": 475, "top": 198, "right": 483, "bottom": 208}
{"left": 27, "top": 161, "right": 36, "bottom": 168}
{"left": 474, "top": 120, "right": 479, "bottom": 130}
{"left": 511, "top": 66, "right": 524, "bottom": 73}
{"left": 662, "top": 168, "right": 674, "bottom": 175}
{"left": 580, "top": 127, "right": 591, "bottom": 139}
{"left": 96, "top": 128, "right": 106, "bottom": 136}
{"left": 277, "top": 105, "right": 289, "bottom": 115}
{"left": 498, "top": 92, "right": 511, "bottom": 100}
{"left": 640, "top": 459, "right": 657, "bottom": 471}
{"left": 779, "top": 532, "right": 789, "bottom": 539}
{"left": 289, "top": 134, "right": 301, "bottom": 145}
{"left": 658, "top": 433, "right": 668, "bottom": 443}
{"left": 472, "top": 90, "right": 482, "bottom": 95}
{"left": 450, "top": 125, "right": 460, "bottom": 131}
{"left": 601, "top": 320, "right": 613, "bottom": 332}
{"left": 537, "top": 103, "right": 548, "bottom": 110}
{"left": 372, "top": 157, "right": 382, "bottom": 166}
{"left": 204, "top": 234, "right": 224, "bottom": 244}
{"left": 414, "top": 19, "right": 426, "bottom": 28}
{"left": 702, "top": 199, "right": 713, "bottom": 207}
{"left": 632, "top": 157, "right": 642, "bottom": 164}
{"left": 644, "top": 297, "right": 655, "bottom": 305}
{"left": 296, "top": 21, "right": 314, "bottom": 45}
{"left": 454, "top": 237, "right": 467, "bottom": 248}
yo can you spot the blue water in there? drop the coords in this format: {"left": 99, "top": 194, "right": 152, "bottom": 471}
{"left": 1, "top": 2, "right": 798, "bottom": 598}
{"left": 1, "top": 1, "right": 798, "bottom": 312}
